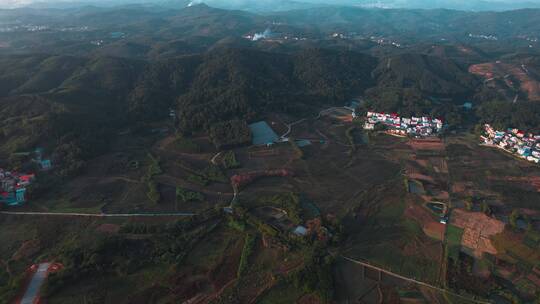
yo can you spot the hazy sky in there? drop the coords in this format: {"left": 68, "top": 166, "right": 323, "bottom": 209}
{"left": 2, "top": 0, "right": 540, "bottom": 9}
{"left": 0, "top": 0, "right": 538, "bottom": 3}
{"left": 4, "top": 0, "right": 538, "bottom": 2}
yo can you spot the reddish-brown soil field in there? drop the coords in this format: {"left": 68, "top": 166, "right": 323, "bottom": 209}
{"left": 407, "top": 139, "right": 445, "bottom": 151}
{"left": 404, "top": 202, "right": 445, "bottom": 241}
{"left": 451, "top": 182, "right": 471, "bottom": 194}
{"left": 527, "top": 273, "right": 540, "bottom": 288}
{"left": 470, "top": 61, "right": 540, "bottom": 101}
{"left": 451, "top": 209, "right": 505, "bottom": 257}
{"left": 488, "top": 175, "right": 540, "bottom": 192}
{"left": 238, "top": 272, "right": 276, "bottom": 303}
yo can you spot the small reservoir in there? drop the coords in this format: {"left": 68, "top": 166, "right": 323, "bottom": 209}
{"left": 249, "top": 121, "right": 279, "bottom": 145}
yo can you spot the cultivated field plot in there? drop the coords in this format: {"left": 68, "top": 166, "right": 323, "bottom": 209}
{"left": 34, "top": 147, "right": 153, "bottom": 213}
{"left": 446, "top": 135, "right": 540, "bottom": 210}
{"left": 0, "top": 214, "right": 183, "bottom": 302}
{"left": 332, "top": 129, "right": 454, "bottom": 288}
{"left": 14, "top": 113, "right": 540, "bottom": 303}
{"left": 236, "top": 117, "right": 401, "bottom": 217}
{"left": 334, "top": 257, "right": 425, "bottom": 304}
{"left": 407, "top": 138, "right": 446, "bottom": 152}
{"left": 405, "top": 200, "right": 445, "bottom": 241}
{"left": 319, "top": 107, "right": 354, "bottom": 122}
{"left": 451, "top": 209, "right": 505, "bottom": 257}
{"left": 342, "top": 181, "right": 444, "bottom": 286}
{"left": 241, "top": 144, "right": 297, "bottom": 169}
{"left": 31, "top": 132, "right": 227, "bottom": 214}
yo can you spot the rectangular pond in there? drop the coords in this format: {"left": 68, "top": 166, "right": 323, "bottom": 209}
{"left": 249, "top": 121, "right": 279, "bottom": 145}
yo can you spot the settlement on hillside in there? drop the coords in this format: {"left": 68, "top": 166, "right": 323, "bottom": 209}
{"left": 363, "top": 112, "right": 444, "bottom": 137}
{"left": 481, "top": 124, "right": 540, "bottom": 163}
{"left": 0, "top": 169, "right": 34, "bottom": 206}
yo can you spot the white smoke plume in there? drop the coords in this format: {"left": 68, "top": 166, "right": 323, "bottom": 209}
{"left": 187, "top": 0, "right": 203, "bottom": 7}
{"left": 252, "top": 28, "right": 272, "bottom": 41}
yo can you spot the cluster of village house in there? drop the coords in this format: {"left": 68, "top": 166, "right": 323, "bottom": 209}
{"left": 481, "top": 124, "right": 540, "bottom": 163}
{"left": 0, "top": 149, "right": 51, "bottom": 207}
{"left": 0, "top": 170, "right": 34, "bottom": 206}
{"left": 362, "top": 111, "right": 444, "bottom": 137}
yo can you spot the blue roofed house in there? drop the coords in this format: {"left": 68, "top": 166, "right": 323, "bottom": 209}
{"left": 0, "top": 188, "right": 26, "bottom": 206}
{"left": 0, "top": 169, "right": 33, "bottom": 207}
{"left": 518, "top": 147, "right": 532, "bottom": 157}
{"left": 40, "top": 159, "right": 52, "bottom": 171}
{"left": 462, "top": 102, "right": 473, "bottom": 110}
{"left": 33, "top": 148, "right": 52, "bottom": 170}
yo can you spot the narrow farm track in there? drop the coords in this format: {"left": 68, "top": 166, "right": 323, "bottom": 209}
{"left": 0, "top": 211, "right": 196, "bottom": 217}
{"left": 280, "top": 118, "right": 307, "bottom": 139}
{"left": 342, "top": 256, "right": 492, "bottom": 304}
{"left": 157, "top": 174, "right": 233, "bottom": 197}
{"left": 316, "top": 106, "right": 353, "bottom": 120}
{"left": 281, "top": 106, "right": 352, "bottom": 140}
{"left": 210, "top": 151, "right": 223, "bottom": 165}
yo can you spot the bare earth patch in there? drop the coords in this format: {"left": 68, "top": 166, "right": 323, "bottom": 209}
{"left": 488, "top": 175, "right": 540, "bottom": 192}
{"left": 470, "top": 61, "right": 540, "bottom": 101}
{"left": 450, "top": 209, "right": 505, "bottom": 257}
{"left": 404, "top": 203, "right": 445, "bottom": 241}
{"left": 407, "top": 138, "right": 445, "bottom": 152}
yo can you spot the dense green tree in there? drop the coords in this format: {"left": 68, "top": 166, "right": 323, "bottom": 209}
{"left": 208, "top": 120, "right": 251, "bottom": 149}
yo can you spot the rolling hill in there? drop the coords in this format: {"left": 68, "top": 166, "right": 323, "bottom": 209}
{"left": 372, "top": 53, "right": 479, "bottom": 97}
{"left": 0, "top": 47, "right": 377, "bottom": 160}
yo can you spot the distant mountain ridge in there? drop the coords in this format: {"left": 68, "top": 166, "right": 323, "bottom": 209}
{"left": 3, "top": 0, "right": 540, "bottom": 11}
{"left": 327, "top": 0, "right": 540, "bottom": 11}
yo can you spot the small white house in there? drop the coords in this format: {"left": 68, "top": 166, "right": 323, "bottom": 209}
{"left": 293, "top": 226, "right": 308, "bottom": 236}
{"left": 364, "top": 123, "right": 375, "bottom": 130}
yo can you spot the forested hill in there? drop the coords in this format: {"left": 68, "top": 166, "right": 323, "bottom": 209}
{"left": 127, "top": 47, "right": 377, "bottom": 130}
{"left": 0, "top": 47, "right": 377, "bottom": 164}
{"left": 174, "top": 48, "right": 377, "bottom": 131}
{"left": 372, "top": 54, "right": 478, "bottom": 97}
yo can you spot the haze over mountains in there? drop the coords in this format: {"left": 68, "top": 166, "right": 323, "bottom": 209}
{"left": 0, "top": 0, "right": 539, "bottom": 157}
{"left": 2, "top": 0, "right": 540, "bottom": 303}
{"left": 3, "top": 0, "right": 540, "bottom": 11}
{"left": 0, "top": 0, "right": 539, "bottom": 167}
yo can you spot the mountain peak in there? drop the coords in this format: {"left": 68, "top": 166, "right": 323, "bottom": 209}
{"left": 186, "top": 1, "right": 209, "bottom": 8}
